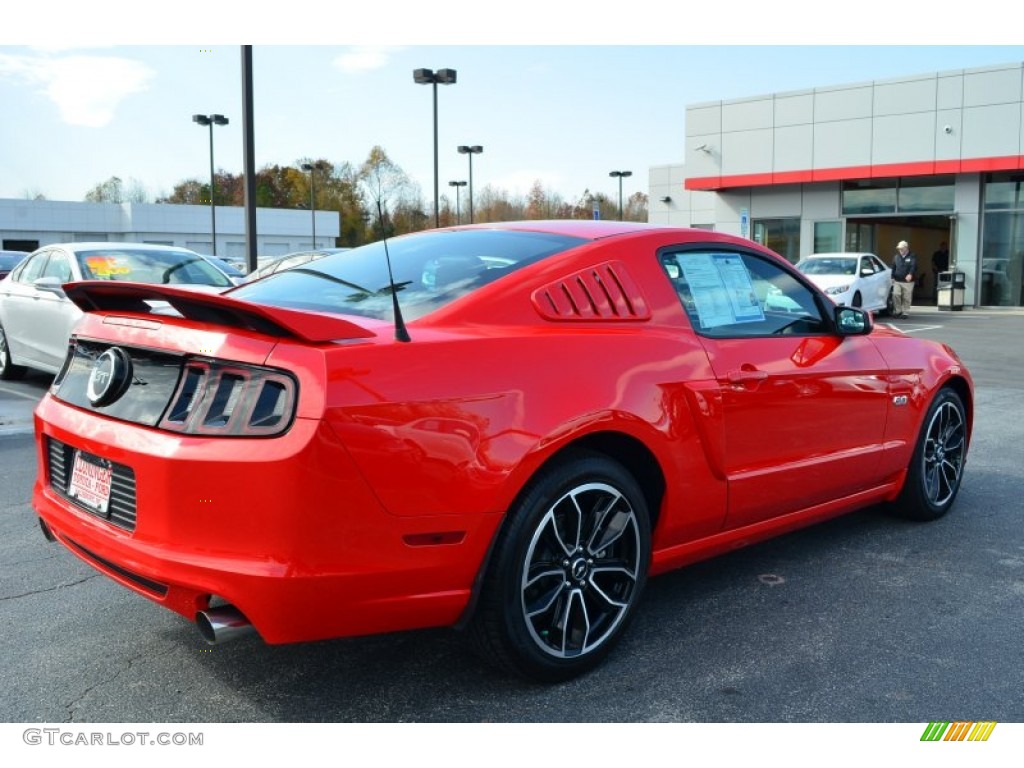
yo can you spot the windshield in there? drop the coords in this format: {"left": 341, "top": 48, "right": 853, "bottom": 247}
{"left": 75, "top": 247, "right": 233, "bottom": 288}
{"left": 797, "top": 257, "right": 858, "bottom": 276}
{"left": 230, "top": 229, "right": 586, "bottom": 321}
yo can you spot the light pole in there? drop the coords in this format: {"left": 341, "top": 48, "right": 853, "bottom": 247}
{"left": 609, "top": 170, "right": 632, "bottom": 221}
{"left": 301, "top": 162, "right": 318, "bottom": 247}
{"left": 192, "top": 113, "right": 229, "bottom": 255}
{"left": 448, "top": 180, "right": 467, "bottom": 224}
{"left": 457, "top": 145, "right": 483, "bottom": 223}
{"left": 413, "top": 68, "right": 457, "bottom": 228}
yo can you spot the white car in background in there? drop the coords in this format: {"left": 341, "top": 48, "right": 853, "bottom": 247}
{"left": 0, "top": 242, "right": 233, "bottom": 379}
{"left": 795, "top": 252, "right": 893, "bottom": 313}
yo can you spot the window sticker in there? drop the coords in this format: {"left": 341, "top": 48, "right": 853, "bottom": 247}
{"left": 84, "top": 255, "right": 133, "bottom": 278}
{"left": 679, "top": 253, "right": 764, "bottom": 329}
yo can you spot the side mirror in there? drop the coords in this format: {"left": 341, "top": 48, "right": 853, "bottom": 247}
{"left": 860, "top": 268, "right": 873, "bottom": 277}
{"left": 836, "top": 305, "right": 873, "bottom": 336}
{"left": 33, "top": 276, "right": 66, "bottom": 296}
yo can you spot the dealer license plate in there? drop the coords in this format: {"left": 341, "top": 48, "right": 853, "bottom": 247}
{"left": 68, "top": 451, "right": 113, "bottom": 516}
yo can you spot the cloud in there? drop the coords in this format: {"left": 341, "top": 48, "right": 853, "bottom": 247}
{"left": 333, "top": 46, "right": 404, "bottom": 73}
{"left": 0, "top": 52, "right": 153, "bottom": 128}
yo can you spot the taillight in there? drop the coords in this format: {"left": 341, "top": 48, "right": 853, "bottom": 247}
{"left": 160, "top": 359, "right": 297, "bottom": 437}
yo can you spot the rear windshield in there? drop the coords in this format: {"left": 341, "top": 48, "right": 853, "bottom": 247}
{"left": 76, "top": 247, "right": 233, "bottom": 288}
{"left": 230, "top": 229, "right": 586, "bottom": 321}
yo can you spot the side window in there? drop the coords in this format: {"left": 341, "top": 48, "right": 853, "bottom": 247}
{"left": 15, "top": 251, "right": 48, "bottom": 283}
{"left": 661, "top": 249, "right": 828, "bottom": 338}
{"left": 42, "top": 251, "right": 72, "bottom": 283}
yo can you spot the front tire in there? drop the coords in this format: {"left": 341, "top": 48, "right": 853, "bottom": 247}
{"left": 890, "top": 388, "right": 968, "bottom": 521}
{"left": 0, "top": 323, "right": 27, "bottom": 381}
{"left": 471, "top": 452, "right": 651, "bottom": 682}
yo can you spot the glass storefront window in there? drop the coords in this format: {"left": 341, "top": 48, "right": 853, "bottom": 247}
{"left": 981, "top": 174, "right": 1024, "bottom": 307}
{"left": 981, "top": 212, "right": 1024, "bottom": 306}
{"left": 898, "top": 175, "right": 954, "bottom": 212}
{"left": 984, "top": 173, "right": 1024, "bottom": 210}
{"left": 842, "top": 176, "right": 953, "bottom": 215}
{"left": 752, "top": 218, "right": 801, "bottom": 263}
{"left": 813, "top": 221, "right": 841, "bottom": 253}
{"left": 842, "top": 180, "right": 897, "bottom": 214}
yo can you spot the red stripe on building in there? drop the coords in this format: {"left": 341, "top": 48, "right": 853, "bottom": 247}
{"left": 685, "top": 156, "right": 1024, "bottom": 191}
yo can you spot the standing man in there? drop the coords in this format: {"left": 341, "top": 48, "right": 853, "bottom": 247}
{"left": 891, "top": 240, "right": 917, "bottom": 319}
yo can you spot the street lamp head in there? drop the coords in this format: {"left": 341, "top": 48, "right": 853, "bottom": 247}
{"left": 449, "top": 180, "right": 467, "bottom": 187}
{"left": 435, "top": 68, "right": 457, "bottom": 84}
{"left": 301, "top": 163, "right": 314, "bottom": 172}
{"left": 212, "top": 114, "right": 229, "bottom": 126}
{"left": 414, "top": 68, "right": 458, "bottom": 85}
{"left": 609, "top": 170, "right": 632, "bottom": 178}
{"left": 458, "top": 145, "right": 484, "bottom": 155}
{"left": 192, "top": 114, "right": 211, "bottom": 126}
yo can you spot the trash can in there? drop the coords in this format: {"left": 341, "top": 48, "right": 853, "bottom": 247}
{"left": 937, "top": 270, "right": 965, "bottom": 311}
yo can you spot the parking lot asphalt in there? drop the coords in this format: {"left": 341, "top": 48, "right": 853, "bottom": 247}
{"left": 0, "top": 306, "right": 1022, "bottom": 725}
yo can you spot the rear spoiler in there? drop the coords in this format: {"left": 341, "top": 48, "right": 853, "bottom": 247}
{"left": 64, "top": 281, "right": 376, "bottom": 343}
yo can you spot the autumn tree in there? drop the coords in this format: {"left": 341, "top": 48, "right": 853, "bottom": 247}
{"left": 359, "top": 146, "right": 411, "bottom": 237}
{"left": 84, "top": 176, "right": 148, "bottom": 204}
{"left": 624, "top": 191, "right": 649, "bottom": 222}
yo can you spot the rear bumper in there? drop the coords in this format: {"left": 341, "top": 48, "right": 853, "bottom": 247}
{"left": 32, "top": 396, "right": 500, "bottom": 644}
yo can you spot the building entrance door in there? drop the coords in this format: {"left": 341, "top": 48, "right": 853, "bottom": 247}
{"left": 845, "top": 215, "right": 954, "bottom": 303}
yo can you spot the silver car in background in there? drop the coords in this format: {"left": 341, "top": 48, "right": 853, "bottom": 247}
{"left": 0, "top": 242, "right": 233, "bottom": 379}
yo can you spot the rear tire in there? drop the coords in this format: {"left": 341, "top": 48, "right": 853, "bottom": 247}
{"left": 470, "top": 451, "right": 651, "bottom": 682}
{"left": 0, "top": 323, "right": 27, "bottom": 381}
{"left": 890, "top": 388, "right": 968, "bottom": 521}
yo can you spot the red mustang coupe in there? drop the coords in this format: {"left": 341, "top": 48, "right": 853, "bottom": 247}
{"left": 32, "top": 221, "right": 972, "bottom": 681}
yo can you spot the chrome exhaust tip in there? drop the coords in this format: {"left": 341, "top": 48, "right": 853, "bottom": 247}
{"left": 196, "top": 604, "right": 254, "bottom": 644}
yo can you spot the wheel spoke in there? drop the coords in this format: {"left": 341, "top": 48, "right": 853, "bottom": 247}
{"left": 559, "top": 590, "right": 591, "bottom": 656}
{"left": 524, "top": 571, "right": 569, "bottom": 619}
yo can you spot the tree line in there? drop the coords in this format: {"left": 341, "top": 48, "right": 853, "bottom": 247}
{"left": 70, "top": 146, "right": 649, "bottom": 247}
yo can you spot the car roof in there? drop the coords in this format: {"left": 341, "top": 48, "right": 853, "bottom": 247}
{"left": 806, "top": 257, "right": 880, "bottom": 264}
{"left": 445, "top": 220, "right": 664, "bottom": 240}
{"left": 37, "top": 242, "right": 198, "bottom": 253}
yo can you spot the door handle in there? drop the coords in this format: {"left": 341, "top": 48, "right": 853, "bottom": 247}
{"left": 727, "top": 369, "right": 768, "bottom": 384}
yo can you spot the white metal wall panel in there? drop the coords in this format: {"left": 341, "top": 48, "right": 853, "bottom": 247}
{"left": 963, "top": 65, "right": 1023, "bottom": 107}
{"left": 935, "top": 109, "right": 964, "bottom": 161}
{"left": 750, "top": 185, "right": 801, "bottom": 218}
{"left": 802, "top": 183, "right": 841, "bottom": 219}
{"left": 813, "top": 119, "right": 872, "bottom": 168}
{"left": 687, "top": 104, "right": 721, "bottom": 136}
{"left": 937, "top": 72, "right": 965, "bottom": 109}
{"left": 774, "top": 91, "right": 814, "bottom": 127}
{"left": 813, "top": 85, "right": 873, "bottom": 122}
{"left": 687, "top": 136, "right": 721, "bottom": 177}
{"left": 722, "top": 129, "right": 773, "bottom": 176}
{"left": 722, "top": 97, "right": 773, "bottom": 132}
{"left": 962, "top": 103, "right": 1021, "bottom": 157}
{"left": 872, "top": 112, "right": 936, "bottom": 165}
{"left": 773, "top": 125, "right": 814, "bottom": 172}
{"left": 873, "top": 76, "right": 937, "bottom": 117}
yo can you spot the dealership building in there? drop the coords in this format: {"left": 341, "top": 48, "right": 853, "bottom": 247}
{"left": 649, "top": 61, "right": 1024, "bottom": 308}
{"left": 0, "top": 199, "right": 338, "bottom": 261}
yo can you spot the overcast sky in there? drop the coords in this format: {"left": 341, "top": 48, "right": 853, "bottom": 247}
{"left": 2, "top": 3, "right": 1022, "bottom": 207}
